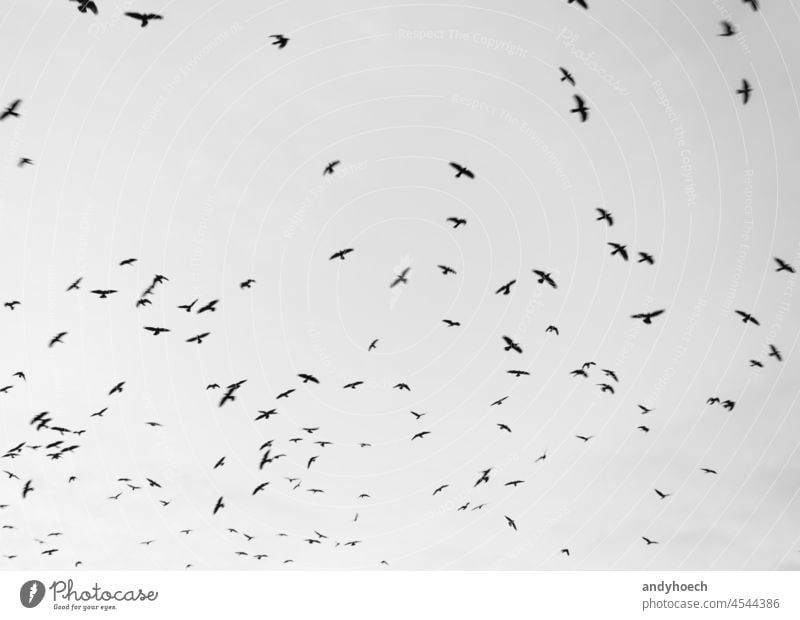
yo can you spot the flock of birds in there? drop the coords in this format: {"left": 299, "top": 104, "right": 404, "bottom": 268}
{"left": 0, "top": 0, "right": 795, "bottom": 569}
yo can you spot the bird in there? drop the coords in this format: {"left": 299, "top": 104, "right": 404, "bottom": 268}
{"left": 90, "top": 289, "right": 117, "bottom": 299}
{"left": 734, "top": 310, "right": 760, "bottom": 325}
{"left": 276, "top": 389, "right": 295, "bottom": 400}
{"left": 474, "top": 468, "right": 491, "bottom": 487}
{"left": 773, "top": 257, "right": 795, "bottom": 273}
{"left": 570, "top": 94, "right": 589, "bottom": 122}
{"left": 410, "top": 411, "right": 426, "bottom": 420}
{"left": 507, "top": 370, "right": 530, "bottom": 377}
{"left": 718, "top": 20, "right": 737, "bottom": 36}
{"left": 497, "top": 423, "right": 512, "bottom": 433}
{"left": 642, "top": 537, "right": 659, "bottom": 546}
{"left": 442, "top": 319, "right": 461, "bottom": 327}
{"left": 432, "top": 484, "right": 449, "bottom": 496}
{"left": 722, "top": 400, "right": 735, "bottom": 411}
{"left": 368, "top": 339, "right": 378, "bottom": 351}
{"left": 742, "top": 0, "right": 759, "bottom": 12}
{"left": 491, "top": 396, "right": 508, "bottom": 406}
{"left": 505, "top": 480, "right": 524, "bottom": 487}
{"left": 343, "top": 380, "right": 364, "bottom": 389}
{"left": 394, "top": 382, "right": 411, "bottom": 391}
{"left": 66, "top": 277, "right": 82, "bottom": 292}
{"left": 298, "top": 373, "right": 320, "bottom": 384}
{"left": 186, "top": 332, "right": 210, "bottom": 344}
{"left": 707, "top": 397, "right": 720, "bottom": 405}
{"left": 532, "top": 270, "right": 557, "bottom": 288}
{"left": 18, "top": 157, "right": 33, "bottom": 167}
{"left": 144, "top": 326, "right": 170, "bottom": 336}
{"left": 240, "top": 279, "right": 255, "bottom": 289}
{"left": 73, "top": 1, "right": 99, "bottom": 16}
{"left": 768, "top": 344, "right": 782, "bottom": 362}
{"left": 22, "top": 479, "right": 33, "bottom": 499}
{"left": 446, "top": 217, "right": 467, "bottom": 228}
{"left": 749, "top": 359, "right": 763, "bottom": 368}
{"left": 177, "top": 299, "right": 197, "bottom": 312}
{"left": 654, "top": 489, "right": 671, "bottom": 499}
{"left": 545, "top": 325, "right": 559, "bottom": 335}
{"left": 608, "top": 242, "right": 629, "bottom": 261}
{"left": 502, "top": 335, "right": 522, "bottom": 354}
{"left": 197, "top": 299, "right": 218, "bottom": 313}
{"left": 269, "top": 34, "right": 289, "bottom": 49}
{"left": 495, "top": 280, "right": 516, "bottom": 295}
{"left": 108, "top": 381, "right": 125, "bottom": 395}
{"left": 575, "top": 435, "right": 594, "bottom": 442}
{"left": 212, "top": 496, "right": 225, "bottom": 515}
{"left": 90, "top": 408, "right": 106, "bottom": 418}
{"left": 125, "top": 12, "right": 163, "bottom": 27}
{"left": 307, "top": 456, "right": 318, "bottom": 469}
{"left": 3, "top": 300, "right": 20, "bottom": 310}
{"left": 49, "top": 332, "right": 68, "bottom": 347}
{"left": 638, "top": 404, "right": 653, "bottom": 415}
{"left": 597, "top": 383, "right": 615, "bottom": 394}
{"left": 504, "top": 515, "right": 517, "bottom": 531}
{"left": 119, "top": 257, "right": 137, "bottom": 266}
{"left": 700, "top": 468, "right": 718, "bottom": 475}
{"left": 323, "top": 160, "right": 340, "bottom": 175}
{"left": 568, "top": 0, "right": 589, "bottom": 9}
{"left": 595, "top": 208, "right": 613, "bottom": 226}
{"left": 558, "top": 66, "right": 575, "bottom": 86}
{"left": 570, "top": 369, "right": 588, "bottom": 378}
{"left": 330, "top": 248, "right": 353, "bottom": 261}
{"left": 213, "top": 456, "right": 225, "bottom": 469}
{"left": 736, "top": 79, "right": 752, "bottom": 105}
{"left": 437, "top": 264, "right": 456, "bottom": 275}
{"left": 601, "top": 369, "right": 618, "bottom": 382}
{"left": 255, "top": 409, "right": 277, "bottom": 421}
{"left": 0, "top": 99, "right": 22, "bottom": 121}
{"left": 390, "top": 267, "right": 410, "bottom": 288}
{"left": 12, "top": 371, "right": 25, "bottom": 381}
{"left": 637, "top": 252, "right": 655, "bottom": 265}
{"left": 631, "top": 309, "right": 666, "bottom": 325}
{"left": 637, "top": 426, "right": 650, "bottom": 433}
{"left": 411, "top": 431, "right": 430, "bottom": 441}
{"left": 560, "top": 548, "right": 570, "bottom": 557}
{"left": 449, "top": 162, "right": 474, "bottom": 179}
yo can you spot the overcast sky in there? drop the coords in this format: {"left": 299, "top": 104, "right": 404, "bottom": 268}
{"left": 1, "top": 0, "right": 799, "bottom": 570}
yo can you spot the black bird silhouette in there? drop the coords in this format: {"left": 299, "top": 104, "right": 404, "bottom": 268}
{"left": 144, "top": 326, "right": 170, "bottom": 336}
{"left": 736, "top": 79, "right": 752, "bottom": 105}
{"left": 474, "top": 468, "right": 491, "bottom": 487}
{"left": 495, "top": 279, "right": 516, "bottom": 295}
{"left": 12, "top": 371, "right": 25, "bottom": 381}
{"left": 206, "top": 384, "right": 219, "bottom": 390}
{"left": 595, "top": 208, "right": 613, "bottom": 226}
{"left": 568, "top": 0, "right": 589, "bottom": 9}
{"left": 442, "top": 319, "right": 461, "bottom": 327}
{"left": 707, "top": 397, "right": 720, "bottom": 405}
{"left": 575, "top": 435, "right": 594, "bottom": 443}
{"left": 505, "top": 515, "right": 517, "bottom": 531}
{"left": 743, "top": 0, "right": 758, "bottom": 11}
{"left": 22, "top": 479, "right": 33, "bottom": 498}
{"left": 276, "top": 388, "right": 295, "bottom": 400}
{"left": 269, "top": 34, "right": 289, "bottom": 49}
{"left": 125, "top": 12, "right": 163, "bottom": 27}
{"left": 545, "top": 325, "right": 559, "bottom": 335}
{"left": 608, "top": 242, "right": 629, "bottom": 261}
{"left": 213, "top": 456, "right": 225, "bottom": 469}
{"left": 329, "top": 248, "right": 354, "bottom": 261}
{"left": 136, "top": 298, "right": 151, "bottom": 308}
{"left": 323, "top": 160, "right": 340, "bottom": 175}
{"left": 108, "top": 381, "right": 125, "bottom": 395}
{"left": 637, "top": 252, "right": 655, "bottom": 265}
{"left": 722, "top": 399, "right": 735, "bottom": 411}
{"left": 255, "top": 409, "right": 277, "bottom": 421}
{"left": 437, "top": 264, "right": 456, "bottom": 275}
{"left": 70, "top": 0, "right": 98, "bottom": 15}
{"left": 197, "top": 299, "right": 219, "bottom": 313}
{"left": 505, "top": 480, "right": 525, "bottom": 487}
{"left": 570, "top": 94, "right": 589, "bottom": 122}
{"left": 532, "top": 270, "right": 557, "bottom": 288}
{"left": 178, "top": 299, "right": 197, "bottom": 312}
{"left": 570, "top": 368, "right": 588, "bottom": 378}
{"left": 186, "top": 332, "right": 210, "bottom": 344}
{"left": 4, "top": 300, "right": 20, "bottom": 310}
{"left": 637, "top": 426, "right": 650, "bottom": 433}
{"left": 602, "top": 369, "right": 618, "bottom": 382}
{"left": 497, "top": 423, "right": 512, "bottom": 433}
{"left": 212, "top": 496, "right": 225, "bottom": 515}
{"left": 558, "top": 66, "right": 575, "bottom": 86}
{"left": 18, "top": 157, "right": 33, "bottom": 167}
{"left": 638, "top": 404, "right": 653, "bottom": 415}
{"left": 734, "top": 310, "right": 759, "bottom": 325}
{"left": 119, "top": 257, "right": 137, "bottom": 266}
{"left": 411, "top": 431, "right": 430, "bottom": 441}
{"left": 631, "top": 309, "right": 665, "bottom": 325}
{"left": 768, "top": 344, "right": 782, "bottom": 362}
{"left": 90, "top": 289, "right": 117, "bottom": 298}
{"left": 66, "top": 277, "right": 82, "bottom": 291}
{"left": 0, "top": 99, "right": 22, "bottom": 120}
{"left": 749, "top": 359, "right": 763, "bottom": 368}
{"left": 774, "top": 257, "right": 795, "bottom": 273}
{"left": 390, "top": 267, "right": 410, "bottom": 288}
{"left": 491, "top": 396, "right": 508, "bottom": 406}
{"left": 597, "top": 383, "right": 615, "bottom": 394}
{"left": 449, "top": 162, "right": 474, "bottom": 179}
{"left": 432, "top": 484, "right": 449, "bottom": 495}
{"left": 410, "top": 411, "right": 426, "bottom": 420}
{"left": 502, "top": 335, "right": 522, "bottom": 354}
{"left": 343, "top": 380, "right": 364, "bottom": 389}
{"left": 654, "top": 489, "right": 671, "bottom": 499}
{"left": 298, "top": 373, "right": 320, "bottom": 384}
{"left": 560, "top": 548, "right": 570, "bottom": 556}
{"left": 49, "top": 332, "right": 68, "bottom": 347}
{"left": 240, "top": 279, "right": 255, "bottom": 289}
{"left": 719, "top": 20, "right": 737, "bottom": 36}
{"left": 394, "top": 382, "right": 411, "bottom": 391}
{"left": 507, "top": 369, "right": 530, "bottom": 377}
{"left": 700, "top": 468, "right": 718, "bottom": 475}
{"left": 642, "top": 537, "right": 659, "bottom": 546}
{"left": 446, "top": 217, "right": 467, "bottom": 228}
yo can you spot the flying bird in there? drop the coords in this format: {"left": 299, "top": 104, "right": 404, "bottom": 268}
{"left": 608, "top": 242, "right": 629, "bottom": 261}
{"left": 144, "top": 326, "right": 170, "bottom": 336}
{"left": 504, "top": 515, "right": 517, "bottom": 531}
{"left": 90, "top": 289, "right": 117, "bottom": 299}
{"left": 595, "top": 208, "right": 613, "bottom": 226}
{"left": 558, "top": 66, "right": 575, "bottom": 86}
{"left": 637, "top": 252, "right": 655, "bottom": 265}
{"left": 446, "top": 217, "right": 467, "bottom": 228}
{"left": 323, "top": 160, "right": 340, "bottom": 175}
{"left": 568, "top": 0, "right": 589, "bottom": 9}
{"left": 18, "top": 157, "right": 33, "bottom": 167}
{"left": 269, "top": 34, "right": 289, "bottom": 49}
{"left": 768, "top": 344, "right": 782, "bottom": 362}
{"left": 449, "top": 162, "right": 474, "bottom": 179}
{"left": 570, "top": 94, "right": 589, "bottom": 122}
{"left": 186, "top": 332, "right": 210, "bottom": 344}
{"left": 718, "top": 20, "right": 737, "bottom": 36}
{"left": 736, "top": 79, "right": 752, "bottom": 105}
{"left": 212, "top": 496, "right": 225, "bottom": 515}
{"left": 240, "top": 279, "right": 255, "bottom": 289}
{"left": 532, "top": 270, "right": 557, "bottom": 288}
{"left": 495, "top": 280, "right": 516, "bottom": 295}
{"left": 390, "top": 267, "right": 410, "bottom": 288}
{"left": 437, "top": 264, "right": 456, "bottom": 275}
{"left": 631, "top": 309, "right": 665, "bottom": 325}
{"left": 125, "top": 12, "right": 163, "bottom": 27}
{"left": 0, "top": 99, "right": 22, "bottom": 121}
{"left": 773, "top": 257, "right": 795, "bottom": 273}
{"left": 502, "top": 335, "right": 522, "bottom": 354}
{"left": 654, "top": 489, "right": 671, "bottom": 499}
{"left": 642, "top": 537, "right": 659, "bottom": 546}
{"left": 49, "top": 332, "right": 68, "bottom": 347}
{"left": 329, "top": 248, "right": 353, "bottom": 261}
{"left": 734, "top": 310, "right": 760, "bottom": 325}
{"left": 66, "top": 277, "right": 82, "bottom": 291}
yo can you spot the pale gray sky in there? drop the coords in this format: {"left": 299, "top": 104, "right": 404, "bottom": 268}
{"left": 0, "top": 0, "right": 799, "bottom": 570}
